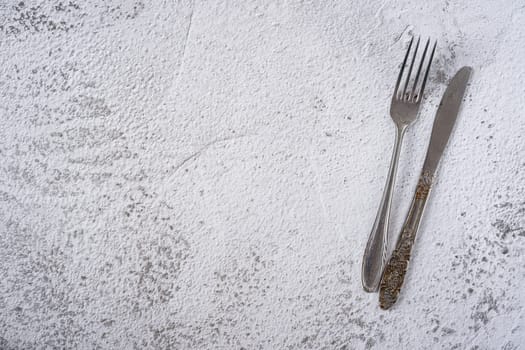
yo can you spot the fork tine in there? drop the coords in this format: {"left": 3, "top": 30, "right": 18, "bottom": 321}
{"left": 394, "top": 36, "right": 414, "bottom": 99}
{"left": 402, "top": 36, "right": 420, "bottom": 100}
{"left": 411, "top": 38, "right": 430, "bottom": 101}
{"left": 416, "top": 40, "right": 437, "bottom": 102}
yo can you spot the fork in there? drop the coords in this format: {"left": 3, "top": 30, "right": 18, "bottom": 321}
{"left": 362, "top": 37, "right": 436, "bottom": 292}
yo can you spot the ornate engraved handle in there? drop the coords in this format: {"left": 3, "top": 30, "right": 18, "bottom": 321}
{"left": 379, "top": 171, "right": 433, "bottom": 309}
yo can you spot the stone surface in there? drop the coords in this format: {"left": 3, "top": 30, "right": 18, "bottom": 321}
{"left": 0, "top": 0, "right": 524, "bottom": 349}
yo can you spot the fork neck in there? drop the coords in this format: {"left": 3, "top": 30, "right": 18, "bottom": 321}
{"left": 395, "top": 124, "right": 408, "bottom": 140}
{"left": 390, "top": 125, "right": 407, "bottom": 170}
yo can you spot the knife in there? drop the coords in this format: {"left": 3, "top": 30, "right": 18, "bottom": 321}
{"left": 378, "top": 66, "right": 473, "bottom": 310}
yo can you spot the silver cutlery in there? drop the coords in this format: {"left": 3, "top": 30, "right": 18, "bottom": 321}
{"left": 362, "top": 37, "right": 437, "bottom": 292}
{"left": 379, "top": 66, "right": 473, "bottom": 309}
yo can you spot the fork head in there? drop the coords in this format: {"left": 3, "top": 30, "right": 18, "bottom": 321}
{"left": 390, "top": 36, "right": 436, "bottom": 127}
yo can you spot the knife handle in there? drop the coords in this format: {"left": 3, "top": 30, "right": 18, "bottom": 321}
{"left": 379, "top": 171, "right": 433, "bottom": 309}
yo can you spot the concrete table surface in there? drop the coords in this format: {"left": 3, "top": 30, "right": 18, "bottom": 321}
{"left": 1, "top": 1, "right": 524, "bottom": 349}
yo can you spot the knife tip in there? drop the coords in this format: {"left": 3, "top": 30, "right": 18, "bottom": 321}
{"left": 460, "top": 66, "right": 473, "bottom": 75}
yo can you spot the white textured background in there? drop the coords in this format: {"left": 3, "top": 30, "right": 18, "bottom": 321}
{"left": 1, "top": 1, "right": 524, "bottom": 349}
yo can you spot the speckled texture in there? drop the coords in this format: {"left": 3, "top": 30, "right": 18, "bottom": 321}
{"left": 1, "top": 1, "right": 524, "bottom": 349}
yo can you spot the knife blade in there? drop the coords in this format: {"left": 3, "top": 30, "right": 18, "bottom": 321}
{"left": 378, "top": 66, "right": 472, "bottom": 310}
{"left": 422, "top": 66, "right": 473, "bottom": 176}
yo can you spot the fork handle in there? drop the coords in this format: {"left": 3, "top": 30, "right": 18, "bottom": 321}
{"left": 379, "top": 171, "right": 434, "bottom": 309}
{"left": 362, "top": 126, "right": 406, "bottom": 292}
